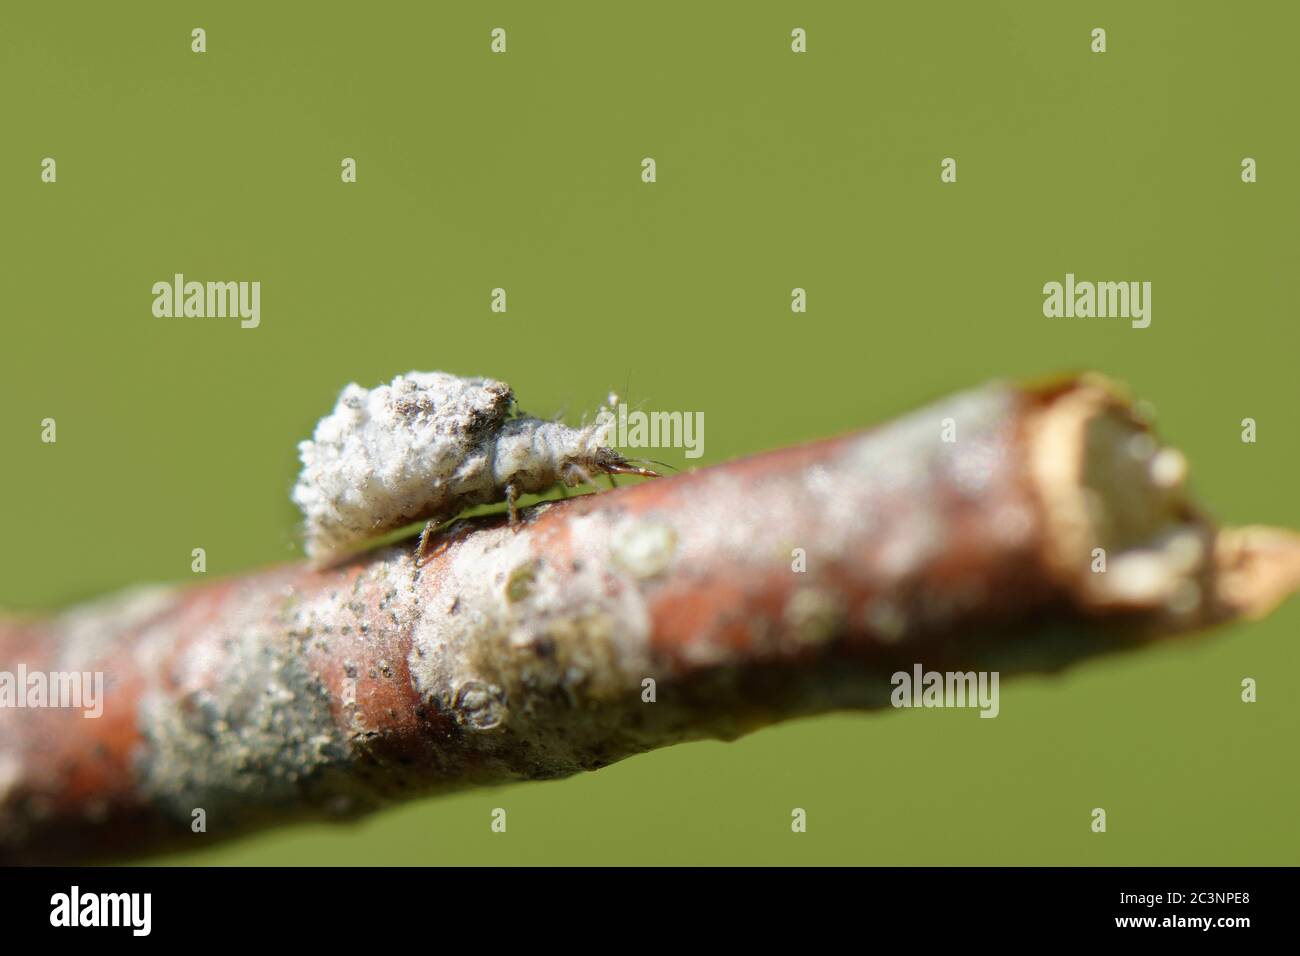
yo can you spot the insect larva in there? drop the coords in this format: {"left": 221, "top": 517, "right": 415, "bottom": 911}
{"left": 292, "top": 371, "right": 659, "bottom": 565}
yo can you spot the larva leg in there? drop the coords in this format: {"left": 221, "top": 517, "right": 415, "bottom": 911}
{"left": 569, "top": 465, "right": 599, "bottom": 493}
{"left": 561, "top": 464, "right": 603, "bottom": 497}
{"left": 416, "top": 520, "right": 436, "bottom": 564}
{"left": 505, "top": 482, "right": 521, "bottom": 528}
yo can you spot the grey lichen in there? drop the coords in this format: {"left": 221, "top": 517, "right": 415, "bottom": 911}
{"left": 135, "top": 558, "right": 422, "bottom": 827}
{"left": 135, "top": 629, "right": 348, "bottom": 825}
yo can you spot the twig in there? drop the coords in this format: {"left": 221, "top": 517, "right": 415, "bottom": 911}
{"left": 1, "top": 374, "right": 1297, "bottom": 863}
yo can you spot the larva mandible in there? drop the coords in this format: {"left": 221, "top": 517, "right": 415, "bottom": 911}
{"left": 291, "top": 371, "right": 659, "bottom": 565}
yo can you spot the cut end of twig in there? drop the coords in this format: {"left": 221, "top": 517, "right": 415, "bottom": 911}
{"left": 1211, "top": 525, "right": 1300, "bottom": 621}
{"left": 1024, "top": 374, "right": 1297, "bottom": 631}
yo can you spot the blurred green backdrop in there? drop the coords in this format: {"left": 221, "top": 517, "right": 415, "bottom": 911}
{"left": 1, "top": 1, "right": 1296, "bottom": 865}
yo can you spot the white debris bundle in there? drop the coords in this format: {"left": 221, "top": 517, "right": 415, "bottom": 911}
{"left": 292, "top": 372, "right": 516, "bottom": 564}
{"left": 292, "top": 371, "right": 640, "bottom": 565}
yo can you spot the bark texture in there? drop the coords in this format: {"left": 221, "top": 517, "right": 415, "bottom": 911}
{"left": 1, "top": 375, "right": 1296, "bottom": 863}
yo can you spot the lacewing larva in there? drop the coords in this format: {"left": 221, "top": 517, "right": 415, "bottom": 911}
{"left": 291, "top": 371, "right": 659, "bottom": 565}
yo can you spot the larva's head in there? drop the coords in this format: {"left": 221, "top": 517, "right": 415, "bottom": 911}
{"left": 559, "top": 446, "right": 661, "bottom": 486}
{"left": 558, "top": 406, "right": 661, "bottom": 485}
{"left": 590, "top": 446, "right": 662, "bottom": 479}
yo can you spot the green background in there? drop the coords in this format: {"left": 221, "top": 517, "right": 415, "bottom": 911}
{"left": 2, "top": 2, "right": 1295, "bottom": 865}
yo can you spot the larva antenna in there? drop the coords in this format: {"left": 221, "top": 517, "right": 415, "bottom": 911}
{"left": 608, "top": 384, "right": 651, "bottom": 417}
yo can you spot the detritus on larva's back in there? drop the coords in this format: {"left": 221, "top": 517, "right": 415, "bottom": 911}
{"left": 292, "top": 371, "right": 659, "bottom": 565}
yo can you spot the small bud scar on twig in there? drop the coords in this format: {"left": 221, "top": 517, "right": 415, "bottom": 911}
{"left": 2, "top": 372, "right": 1298, "bottom": 864}
{"left": 291, "top": 371, "right": 660, "bottom": 566}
